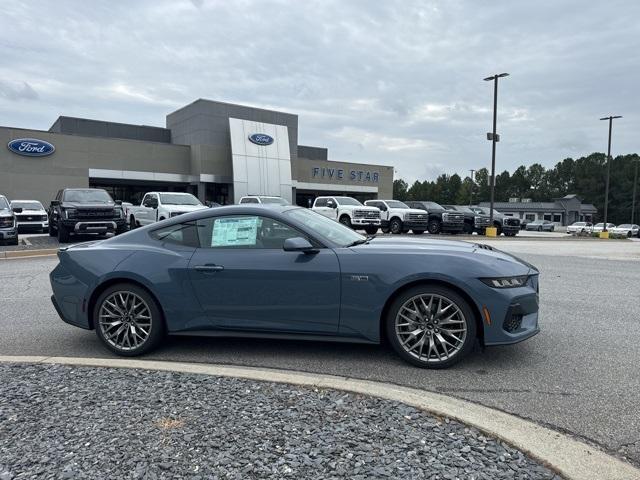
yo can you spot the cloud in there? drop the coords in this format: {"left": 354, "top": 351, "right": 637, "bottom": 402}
{"left": 0, "top": 0, "right": 638, "bottom": 181}
{"left": 0, "top": 81, "right": 38, "bottom": 101}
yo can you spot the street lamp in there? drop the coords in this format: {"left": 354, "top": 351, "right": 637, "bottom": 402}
{"left": 599, "top": 115, "right": 622, "bottom": 232}
{"left": 484, "top": 73, "right": 509, "bottom": 227}
{"left": 631, "top": 158, "right": 639, "bottom": 224}
{"left": 469, "top": 169, "right": 476, "bottom": 206}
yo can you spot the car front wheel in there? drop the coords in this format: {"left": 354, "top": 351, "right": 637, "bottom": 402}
{"left": 339, "top": 215, "right": 352, "bottom": 229}
{"left": 94, "top": 283, "right": 164, "bottom": 356}
{"left": 364, "top": 226, "right": 378, "bottom": 235}
{"left": 390, "top": 218, "right": 403, "bottom": 234}
{"left": 427, "top": 219, "right": 441, "bottom": 234}
{"left": 386, "top": 285, "right": 476, "bottom": 368}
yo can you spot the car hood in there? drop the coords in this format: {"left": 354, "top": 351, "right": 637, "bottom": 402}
{"left": 350, "top": 205, "right": 379, "bottom": 211}
{"left": 403, "top": 208, "right": 429, "bottom": 215}
{"left": 0, "top": 209, "right": 13, "bottom": 217}
{"left": 353, "top": 236, "right": 538, "bottom": 273}
{"left": 61, "top": 202, "right": 116, "bottom": 209}
{"left": 161, "top": 204, "right": 208, "bottom": 212}
{"left": 17, "top": 209, "right": 47, "bottom": 214}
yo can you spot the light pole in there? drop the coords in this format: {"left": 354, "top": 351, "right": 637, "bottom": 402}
{"left": 484, "top": 73, "right": 509, "bottom": 227}
{"left": 599, "top": 115, "right": 622, "bottom": 232}
{"left": 469, "top": 169, "right": 476, "bottom": 206}
{"left": 632, "top": 158, "right": 639, "bottom": 224}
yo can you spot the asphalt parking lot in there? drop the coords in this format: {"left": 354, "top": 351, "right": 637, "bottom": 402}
{"left": 0, "top": 237, "right": 638, "bottom": 468}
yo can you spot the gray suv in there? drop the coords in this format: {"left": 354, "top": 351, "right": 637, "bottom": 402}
{"left": 0, "top": 195, "right": 19, "bottom": 245}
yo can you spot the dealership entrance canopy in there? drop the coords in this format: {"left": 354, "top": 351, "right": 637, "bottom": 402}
{"left": 0, "top": 99, "right": 393, "bottom": 206}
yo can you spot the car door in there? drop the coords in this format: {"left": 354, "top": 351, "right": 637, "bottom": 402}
{"left": 187, "top": 213, "right": 341, "bottom": 334}
{"left": 313, "top": 198, "right": 333, "bottom": 218}
{"left": 140, "top": 194, "right": 158, "bottom": 225}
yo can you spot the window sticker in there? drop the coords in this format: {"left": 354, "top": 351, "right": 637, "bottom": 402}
{"left": 212, "top": 217, "right": 259, "bottom": 247}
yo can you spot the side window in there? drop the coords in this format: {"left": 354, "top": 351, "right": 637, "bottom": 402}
{"left": 240, "top": 198, "right": 259, "bottom": 204}
{"left": 150, "top": 221, "right": 199, "bottom": 247}
{"left": 314, "top": 198, "right": 327, "bottom": 207}
{"left": 196, "top": 215, "right": 304, "bottom": 249}
{"left": 142, "top": 194, "right": 150, "bottom": 206}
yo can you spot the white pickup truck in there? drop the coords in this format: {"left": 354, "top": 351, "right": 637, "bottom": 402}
{"left": 127, "top": 192, "right": 208, "bottom": 228}
{"left": 311, "top": 196, "right": 381, "bottom": 234}
{"left": 364, "top": 199, "right": 430, "bottom": 234}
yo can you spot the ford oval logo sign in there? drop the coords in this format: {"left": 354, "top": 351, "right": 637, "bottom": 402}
{"left": 248, "top": 133, "right": 274, "bottom": 146}
{"left": 7, "top": 138, "right": 55, "bottom": 157}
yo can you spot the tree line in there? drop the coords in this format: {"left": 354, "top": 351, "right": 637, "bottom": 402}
{"left": 392, "top": 153, "right": 640, "bottom": 224}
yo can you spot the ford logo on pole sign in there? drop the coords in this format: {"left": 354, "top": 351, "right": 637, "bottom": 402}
{"left": 7, "top": 138, "right": 55, "bottom": 157}
{"left": 248, "top": 133, "right": 274, "bottom": 146}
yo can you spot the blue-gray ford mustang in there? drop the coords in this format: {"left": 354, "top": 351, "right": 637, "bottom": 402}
{"left": 50, "top": 205, "right": 540, "bottom": 368}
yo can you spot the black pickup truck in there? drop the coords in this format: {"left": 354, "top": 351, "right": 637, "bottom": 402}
{"left": 469, "top": 206, "right": 520, "bottom": 236}
{"left": 404, "top": 201, "right": 465, "bottom": 234}
{"left": 442, "top": 205, "right": 492, "bottom": 234}
{"left": 48, "top": 188, "right": 127, "bottom": 242}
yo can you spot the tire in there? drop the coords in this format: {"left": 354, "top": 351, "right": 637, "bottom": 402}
{"left": 385, "top": 285, "right": 477, "bottom": 369}
{"left": 48, "top": 220, "right": 56, "bottom": 237}
{"left": 412, "top": 230, "right": 424, "bottom": 235}
{"left": 427, "top": 219, "right": 441, "bottom": 235}
{"left": 390, "top": 218, "right": 403, "bottom": 234}
{"left": 339, "top": 215, "right": 352, "bottom": 229}
{"left": 381, "top": 227, "right": 390, "bottom": 234}
{"left": 628, "top": 231, "right": 632, "bottom": 238}
{"left": 479, "top": 229, "right": 486, "bottom": 236}
{"left": 364, "top": 226, "right": 378, "bottom": 235}
{"left": 129, "top": 215, "right": 137, "bottom": 230}
{"left": 94, "top": 283, "right": 165, "bottom": 357}
{"left": 537, "top": 226, "right": 542, "bottom": 232}
{"left": 496, "top": 225, "right": 502, "bottom": 236}
{"left": 57, "top": 221, "right": 70, "bottom": 243}
{"left": 463, "top": 223, "right": 474, "bottom": 234}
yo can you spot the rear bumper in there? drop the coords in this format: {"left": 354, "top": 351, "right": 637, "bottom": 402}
{"left": 51, "top": 294, "right": 90, "bottom": 330}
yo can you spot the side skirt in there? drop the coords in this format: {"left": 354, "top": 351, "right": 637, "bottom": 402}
{"left": 170, "top": 330, "right": 378, "bottom": 345}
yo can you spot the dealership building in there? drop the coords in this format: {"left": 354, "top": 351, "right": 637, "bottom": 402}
{"left": 0, "top": 99, "right": 393, "bottom": 207}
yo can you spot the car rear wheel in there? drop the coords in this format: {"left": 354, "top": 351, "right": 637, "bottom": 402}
{"left": 386, "top": 285, "right": 476, "bottom": 368}
{"left": 339, "top": 215, "right": 352, "bottom": 229}
{"left": 94, "top": 283, "right": 164, "bottom": 356}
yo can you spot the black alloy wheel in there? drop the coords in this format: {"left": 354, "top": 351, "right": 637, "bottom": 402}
{"left": 427, "top": 219, "right": 441, "bottom": 235}
{"left": 339, "top": 215, "right": 352, "bottom": 229}
{"left": 390, "top": 218, "right": 403, "bottom": 234}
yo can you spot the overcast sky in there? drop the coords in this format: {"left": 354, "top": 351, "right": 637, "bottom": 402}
{"left": 1, "top": 0, "right": 638, "bottom": 183}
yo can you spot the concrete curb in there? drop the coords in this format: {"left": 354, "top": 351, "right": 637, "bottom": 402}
{"left": 0, "top": 248, "right": 58, "bottom": 259}
{"left": 1, "top": 356, "right": 638, "bottom": 479}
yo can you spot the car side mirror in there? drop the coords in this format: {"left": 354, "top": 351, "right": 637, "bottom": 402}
{"left": 12, "top": 207, "right": 23, "bottom": 213}
{"left": 283, "top": 237, "right": 318, "bottom": 254}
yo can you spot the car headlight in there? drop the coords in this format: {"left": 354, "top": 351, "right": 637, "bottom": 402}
{"left": 481, "top": 275, "right": 528, "bottom": 288}
{"left": 64, "top": 208, "right": 77, "bottom": 219}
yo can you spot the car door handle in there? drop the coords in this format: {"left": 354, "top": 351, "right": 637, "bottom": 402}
{"left": 193, "top": 264, "right": 224, "bottom": 273}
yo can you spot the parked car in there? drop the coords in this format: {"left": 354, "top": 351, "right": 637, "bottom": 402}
{"left": 610, "top": 224, "right": 640, "bottom": 237}
{"left": 469, "top": 207, "right": 520, "bottom": 236}
{"left": 404, "top": 201, "right": 465, "bottom": 234}
{"left": 50, "top": 205, "right": 540, "bottom": 369}
{"left": 0, "top": 195, "right": 19, "bottom": 245}
{"left": 592, "top": 223, "right": 616, "bottom": 233}
{"left": 128, "top": 192, "right": 208, "bottom": 229}
{"left": 525, "top": 220, "right": 555, "bottom": 232}
{"left": 48, "top": 188, "right": 127, "bottom": 243}
{"left": 10, "top": 200, "right": 48, "bottom": 233}
{"left": 312, "top": 196, "right": 380, "bottom": 234}
{"left": 364, "top": 199, "right": 429, "bottom": 234}
{"left": 442, "top": 205, "right": 491, "bottom": 234}
{"left": 239, "top": 195, "right": 290, "bottom": 206}
{"left": 566, "top": 221, "right": 593, "bottom": 234}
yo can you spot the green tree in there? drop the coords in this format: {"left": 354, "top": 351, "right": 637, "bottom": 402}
{"left": 393, "top": 179, "right": 408, "bottom": 200}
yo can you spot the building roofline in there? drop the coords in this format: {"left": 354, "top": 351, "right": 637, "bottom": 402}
{"left": 49, "top": 115, "right": 168, "bottom": 132}
{"left": 166, "top": 98, "right": 299, "bottom": 119}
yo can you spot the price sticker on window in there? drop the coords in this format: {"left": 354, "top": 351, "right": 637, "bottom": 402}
{"left": 211, "top": 217, "right": 259, "bottom": 247}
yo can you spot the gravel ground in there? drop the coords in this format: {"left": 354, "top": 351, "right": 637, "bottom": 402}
{"left": 0, "top": 364, "right": 560, "bottom": 480}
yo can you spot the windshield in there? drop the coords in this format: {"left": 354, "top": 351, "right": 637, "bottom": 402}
{"left": 385, "top": 200, "right": 409, "bottom": 209}
{"left": 425, "top": 201, "right": 444, "bottom": 210}
{"left": 159, "top": 193, "right": 202, "bottom": 206}
{"left": 454, "top": 206, "right": 474, "bottom": 213}
{"left": 285, "top": 208, "right": 365, "bottom": 247}
{"left": 0, "top": 197, "right": 8, "bottom": 209}
{"left": 63, "top": 189, "right": 113, "bottom": 203}
{"left": 260, "top": 197, "right": 290, "bottom": 205}
{"left": 11, "top": 201, "right": 43, "bottom": 210}
{"left": 335, "top": 197, "right": 362, "bottom": 206}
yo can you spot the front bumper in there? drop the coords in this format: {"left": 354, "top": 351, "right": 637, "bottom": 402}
{"left": 442, "top": 222, "right": 464, "bottom": 232}
{"left": 352, "top": 218, "right": 381, "bottom": 226}
{"left": 61, "top": 218, "right": 126, "bottom": 233}
{"left": 17, "top": 221, "right": 48, "bottom": 230}
{"left": 0, "top": 227, "right": 18, "bottom": 240}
